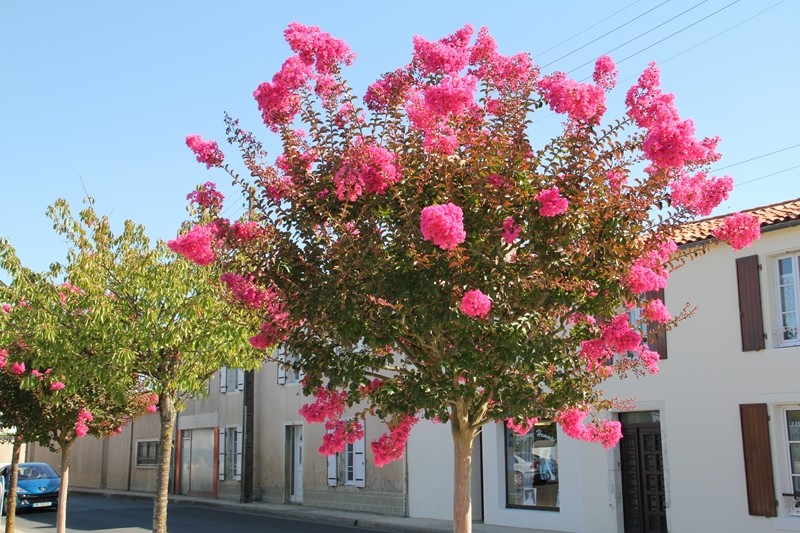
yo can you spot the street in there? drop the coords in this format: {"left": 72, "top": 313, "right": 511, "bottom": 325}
{"left": 2, "top": 494, "right": 386, "bottom": 533}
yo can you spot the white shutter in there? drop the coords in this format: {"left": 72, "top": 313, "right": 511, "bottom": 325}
{"left": 236, "top": 369, "right": 245, "bottom": 392}
{"left": 277, "top": 346, "right": 287, "bottom": 385}
{"left": 354, "top": 436, "right": 366, "bottom": 488}
{"left": 219, "top": 367, "right": 228, "bottom": 394}
{"left": 235, "top": 427, "right": 243, "bottom": 481}
{"left": 327, "top": 453, "right": 338, "bottom": 487}
{"left": 218, "top": 427, "right": 226, "bottom": 481}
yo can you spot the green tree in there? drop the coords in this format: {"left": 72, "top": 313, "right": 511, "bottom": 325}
{"left": 173, "top": 24, "right": 759, "bottom": 533}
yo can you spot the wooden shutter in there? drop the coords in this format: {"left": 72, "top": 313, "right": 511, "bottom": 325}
{"left": 235, "top": 427, "right": 243, "bottom": 481}
{"left": 354, "top": 436, "right": 366, "bottom": 488}
{"left": 327, "top": 454, "right": 337, "bottom": 487}
{"left": 736, "top": 255, "right": 765, "bottom": 351}
{"left": 236, "top": 369, "right": 245, "bottom": 392}
{"left": 218, "top": 427, "right": 226, "bottom": 481}
{"left": 219, "top": 367, "right": 228, "bottom": 394}
{"left": 739, "top": 403, "right": 777, "bottom": 517}
{"left": 645, "top": 288, "right": 668, "bottom": 359}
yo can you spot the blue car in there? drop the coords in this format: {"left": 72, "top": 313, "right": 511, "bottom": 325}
{"left": 0, "top": 462, "right": 61, "bottom": 514}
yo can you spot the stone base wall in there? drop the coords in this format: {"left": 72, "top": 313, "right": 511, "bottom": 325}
{"left": 303, "top": 488, "right": 405, "bottom": 517}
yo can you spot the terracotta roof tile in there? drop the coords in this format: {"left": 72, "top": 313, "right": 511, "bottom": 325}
{"left": 674, "top": 197, "right": 800, "bottom": 246}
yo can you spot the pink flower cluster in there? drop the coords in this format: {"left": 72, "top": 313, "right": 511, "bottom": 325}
{"left": 364, "top": 68, "right": 413, "bottom": 112}
{"left": 49, "top": 381, "right": 65, "bottom": 391}
{"left": 538, "top": 56, "right": 615, "bottom": 124}
{"left": 230, "top": 221, "right": 265, "bottom": 242}
{"left": 536, "top": 187, "right": 569, "bottom": 217}
{"left": 1, "top": 304, "right": 11, "bottom": 313}
{"left": 412, "top": 24, "right": 473, "bottom": 76}
{"left": 0, "top": 348, "right": 7, "bottom": 367}
{"left": 624, "top": 239, "right": 677, "bottom": 294}
{"left": 31, "top": 368, "right": 52, "bottom": 380}
{"left": 248, "top": 292, "right": 293, "bottom": 350}
{"left": 626, "top": 62, "right": 720, "bottom": 169}
{"left": 420, "top": 203, "right": 466, "bottom": 250}
{"left": 75, "top": 408, "right": 93, "bottom": 438}
{"left": 333, "top": 139, "right": 401, "bottom": 202}
{"left": 10, "top": 361, "right": 25, "bottom": 375}
{"left": 637, "top": 347, "right": 661, "bottom": 374}
{"left": 602, "top": 314, "right": 642, "bottom": 353}
{"left": 284, "top": 22, "right": 354, "bottom": 76}
{"left": 185, "top": 135, "right": 224, "bottom": 169}
{"left": 643, "top": 298, "right": 671, "bottom": 324}
{"left": 505, "top": 417, "right": 538, "bottom": 436}
{"left": 57, "top": 282, "right": 81, "bottom": 305}
{"left": 460, "top": 289, "right": 491, "bottom": 319}
{"left": 320, "top": 418, "right": 364, "bottom": 455}
{"left": 187, "top": 181, "right": 225, "bottom": 211}
{"left": 254, "top": 55, "right": 310, "bottom": 131}
{"left": 299, "top": 387, "right": 348, "bottom": 423}
{"left": 168, "top": 223, "right": 218, "bottom": 266}
{"left": 372, "top": 415, "right": 418, "bottom": 467}
{"left": 592, "top": 55, "right": 618, "bottom": 91}
{"left": 670, "top": 171, "right": 733, "bottom": 217}
{"left": 606, "top": 170, "right": 627, "bottom": 192}
{"left": 712, "top": 212, "right": 761, "bottom": 251}
{"left": 220, "top": 273, "right": 269, "bottom": 309}
{"left": 555, "top": 408, "right": 622, "bottom": 449}
{"left": 423, "top": 75, "right": 477, "bottom": 117}
{"left": 502, "top": 216, "right": 521, "bottom": 244}
{"left": 145, "top": 392, "right": 159, "bottom": 413}
{"left": 469, "top": 27, "right": 537, "bottom": 92}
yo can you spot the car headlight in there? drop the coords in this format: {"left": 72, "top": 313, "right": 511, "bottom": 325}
{"left": 16, "top": 487, "right": 29, "bottom": 495}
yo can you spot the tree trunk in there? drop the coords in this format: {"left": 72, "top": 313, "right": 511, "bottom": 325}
{"left": 56, "top": 439, "right": 72, "bottom": 533}
{"left": 152, "top": 392, "right": 176, "bottom": 533}
{"left": 3, "top": 435, "right": 22, "bottom": 533}
{"left": 450, "top": 402, "right": 478, "bottom": 533}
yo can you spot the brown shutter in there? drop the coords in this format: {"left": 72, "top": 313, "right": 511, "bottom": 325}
{"left": 645, "top": 288, "right": 668, "bottom": 360}
{"left": 736, "top": 255, "right": 765, "bottom": 351}
{"left": 739, "top": 403, "right": 777, "bottom": 517}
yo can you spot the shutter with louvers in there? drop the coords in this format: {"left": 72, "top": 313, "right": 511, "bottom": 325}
{"left": 736, "top": 255, "right": 765, "bottom": 351}
{"left": 277, "top": 347, "right": 287, "bottom": 385}
{"left": 645, "top": 288, "right": 668, "bottom": 359}
{"left": 236, "top": 369, "right": 245, "bottom": 392}
{"left": 218, "top": 427, "right": 226, "bottom": 481}
{"left": 327, "top": 454, "right": 337, "bottom": 487}
{"left": 739, "top": 403, "right": 777, "bottom": 517}
{"left": 354, "top": 436, "right": 366, "bottom": 488}
{"left": 219, "top": 367, "right": 228, "bottom": 394}
{"left": 235, "top": 427, "right": 243, "bottom": 481}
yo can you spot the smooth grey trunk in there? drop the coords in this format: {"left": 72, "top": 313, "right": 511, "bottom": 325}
{"left": 56, "top": 439, "right": 72, "bottom": 533}
{"left": 450, "top": 401, "right": 478, "bottom": 533}
{"left": 3, "top": 435, "right": 22, "bottom": 533}
{"left": 152, "top": 392, "right": 176, "bottom": 533}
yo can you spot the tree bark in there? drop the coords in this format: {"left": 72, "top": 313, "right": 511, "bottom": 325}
{"left": 450, "top": 402, "right": 478, "bottom": 533}
{"left": 152, "top": 392, "right": 176, "bottom": 533}
{"left": 3, "top": 435, "right": 22, "bottom": 533}
{"left": 56, "top": 439, "right": 72, "bottom": 533}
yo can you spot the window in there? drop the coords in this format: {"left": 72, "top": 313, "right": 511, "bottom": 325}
{"left": 219, "top": 367, "right": 244, "bottom": 394}
{"left": 277, "top": 347, "right": 304, "bottom": 386}
{"left": 325, "top": 423, "right": 365, "bottom": 488}
{"left": 136, "top": 440, "right": 159, "bottom": 467}
{"left": 775, "top": 254, "right": 800, "bottom": 347}
{"left": 505, "top": 422, "right": 559, "bottom": 510}
{"left": 218, "top": 426, "right": 243, "bottom": 481}
{"left": 786, "top": 409, "right": 800, "bottom": 495}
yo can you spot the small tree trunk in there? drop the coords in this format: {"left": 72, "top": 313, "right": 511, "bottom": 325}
{"left": 450, "top": 402, "right": 478, "bottom": 533}
{"left": 152, "top": 392, "right": 176, "bottom": 533}
{"left": 56, "top": 439, "right": 72, "bottom": 533}
{"left": 4, "top": 435, "right": 22, "bottom": 533}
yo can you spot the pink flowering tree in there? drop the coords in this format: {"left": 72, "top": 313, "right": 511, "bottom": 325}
{"left": 172, "top": 23, "right": 759, "bottom": 533}
{"left": 1, "top": 198, "right": 260, "bottom": 533}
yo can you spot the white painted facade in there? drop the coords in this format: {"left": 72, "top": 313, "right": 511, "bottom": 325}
{"left": 409, "top": 208, "right": 800, "bottom": 532}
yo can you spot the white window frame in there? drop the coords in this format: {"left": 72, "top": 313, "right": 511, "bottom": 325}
{"left": 219, "top": 367, "right": 244, "bottom": 394}
{"left": 785, "top": 407, "right": 800, "bottom": 495}
{"left": 218, "top": 425, "right": 243, "bottom": 481}
{"left": 344, "top": 426, "right": 365, "bottom": 488}
{"left": 135, "top": 439, "right": 159, "bottom": 468}
{"left": 276, "top": 346, "right": 304, "bottom": 386}
{"left": 772, "top": 253, "right": 800, "bottom": 348}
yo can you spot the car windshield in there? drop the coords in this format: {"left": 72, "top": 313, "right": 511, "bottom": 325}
{"left": 18, "top": 464, "right": 59, "bottom": 480}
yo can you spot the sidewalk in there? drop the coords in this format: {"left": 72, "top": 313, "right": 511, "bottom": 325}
{"left": 72, "top": 487, "right": 561, "bottom": 533}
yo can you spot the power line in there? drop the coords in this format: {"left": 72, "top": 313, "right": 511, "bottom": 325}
{"left": 567, "top": 0, "right": 714, "bottom": 74}
{"left": 734, "top": 164, "right": 800, "bottom": 187}
{"left": 541, "top": 0, "right": 672, "bottom": 69}
{"left": 535, "top": 0, "right": 644, "bottom": 58}
{"left": 711, "top": 142, "right": 800, "bottom": 172}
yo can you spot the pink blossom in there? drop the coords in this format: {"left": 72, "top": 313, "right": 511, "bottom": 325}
{"left": 487, "top": 173, "right": 512, "bottom": 188}
{"left": 31, "top": 368, "right": 44, "bottom": 380}
{"left": 1, "top": 304, "right": 11, "bottom": 313}
{"left": 413, "top": 24, "right": 473, "bottom": 76}
{"left": 536, "top": 187, "right": 569, "bottom": 217}
{"left": 592, "top": 55, "right": 618, "bottom": 91}
{"left": 248, "top": 305, "right": 292, "bottom": 350}
{"left": 538, "top": 72, "right": 606, "bottom": 124}
{"left": 580, "top": 339, "right": 610, "bottom": 369}
{"left": 253, "top": 55, "right": 312, "bottom": 131}
{"left": 713, "top": 212, "right": 761, "bottom": 251}
{"left": 555, "top": 407, "right": 590, "bottom": 440}
{"left": 49, "top": 381, "right": 65, "bottom": 391}
{"left": 470, "top": 27, "right": 537, "bottom": 92}
{"left": 556, "top": 408, "right": 622, "bottom": 448}
{"left": 625, "top": 62, "right": 679, "bottom": 129}
{"left": 364, "top": 68, "right": 413, "bottom": 112}
{"left": 230, "top": 221, "right": 264, "bottom": 242}
{"left": 642, "top": 119, "right": 720, "bottom": 169}
{"left": 602, "top": 314, "right": 642, "bottom": 353}
{"left": 168, "top": 224, "right": 218, "bottom": 266}
{"left": 420, "top": 203, "right": 466, "bottom": 250}
{"left": 460, "top": 289, "right": 491, "bottom": 319}
{"left": 299, "top": 387, "right": 348, "bottom": 423}
{"left": 10, "top": 361, "right": 25, "bottom": 375}
{"left": 220, "top": 273, "right": 269, "bottom": 309}
{"left": 624, "top": 239, "right": 676, "bottom": 294}
{"left": 637, "top": 346, "right": 661, "bottom": 374}
{"left": 187, "top": 181, "right": 224, "bottom": 211}
{"left": 606, "top": 170, "right": 627, "bottom": 192}
{"left": 372, "top": 415, "right": 417, "bottom": 467}
{"left": 588, "top": 420, "right": 623, "bottom": 449}
{"left": 75, "top": 408, "right": 93, "bottom": 438}
{"left": 643, "top": 299, "right": 671, "bottom": 324}
{"left": 423, "top": 75, "right": 477, "bottom": 117}
{"left": 320, "top": 419, "right": 364, "bottom": 455}
{"left": 185, "top": 135, "right": 224, "bottom": 169}
{"left": 0, "top": 349, "right": 7, "bottom": 368}
{"left": 501, "top": 216, "right": 522, "bottom": 244}
{"left": 147, "top": 404, "right": 158, "bottom": 413}
{"left": 333, "top": 139, "right": 401, "bottom": 202}
{"left": 670, "top": 172, "right": 733, "bottom": 216}
{"left": 506, "top": 417, "right": 538, "bottom": 436}
{"left": 283, "top": 22, "right": 354, "bottom": 75}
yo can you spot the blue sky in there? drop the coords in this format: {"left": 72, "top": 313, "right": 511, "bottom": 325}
{"left": 2, "top": 0, "right": 798, "bottom": 276}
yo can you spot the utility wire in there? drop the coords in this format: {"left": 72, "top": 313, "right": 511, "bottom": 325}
{"left": 541, "top": 0, "right": 672, "bottom": 68}
{"left": 712, "top": 142, "right": 800, "bottom": 172}
{"left": 567, "top": 0, "right": 713, "bottom": 74}
{"left": 535, "top": 0, "right": 644, "bottom": 58}
{"left": 734, "top": 164, "right": 800, "bottom": 187}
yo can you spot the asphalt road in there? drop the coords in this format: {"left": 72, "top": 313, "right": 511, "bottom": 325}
{"left": 3, "top": 493, "right": 385, "bottom": 533}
